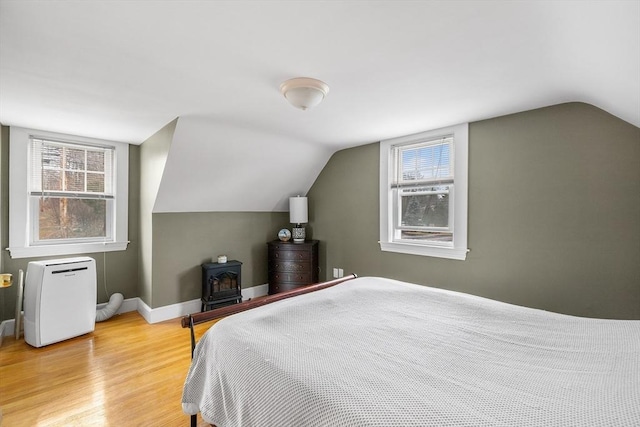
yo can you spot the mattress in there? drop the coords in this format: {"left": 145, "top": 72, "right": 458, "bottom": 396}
{"left": 182, "top": 276, "right": 640, "bottom": 426}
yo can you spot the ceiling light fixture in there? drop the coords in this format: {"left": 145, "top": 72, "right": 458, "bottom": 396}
{"left": 280, "top": 77, "right": 329, "bottom": 111}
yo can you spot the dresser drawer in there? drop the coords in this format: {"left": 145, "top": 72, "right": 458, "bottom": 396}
{"left": 269, "top": 242, "right": 310, "bottom": 251}
{"left": 269, "top": 271, "right": 313, "bottom": 284}
{"left": 269, "top": 260, "right": 311, "bottom": 273}
{"left": 269, "top": 248, "right": 311, "bottom": 261}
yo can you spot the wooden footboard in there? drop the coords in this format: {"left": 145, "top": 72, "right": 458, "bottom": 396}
{"left": 181, "top": 273, "right": 358, "bottom": 328}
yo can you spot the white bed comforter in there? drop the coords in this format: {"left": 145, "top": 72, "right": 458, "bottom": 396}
{"left": 182, "top": 277, "right": 640, "bottom": 426}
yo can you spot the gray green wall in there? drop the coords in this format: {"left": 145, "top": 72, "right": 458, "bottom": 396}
{"left": 0, "top": 125, "right": 141, "bottom": 322}
{"left": 150, "top": 211, "right": 288, "bottom": 308}
{"left": 307, "top": 103, "right": 640, "bottom": 319}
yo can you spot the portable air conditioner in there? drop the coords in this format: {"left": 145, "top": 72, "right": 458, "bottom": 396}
{"left": 24, "top": 257, "right": 97, "bottom": 348}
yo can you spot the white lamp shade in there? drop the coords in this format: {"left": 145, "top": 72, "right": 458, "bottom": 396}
{"left": 289, "top": 196, "right": 308, "bottom": 224}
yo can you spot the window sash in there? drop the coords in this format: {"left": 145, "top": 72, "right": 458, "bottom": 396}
{"left": 30, "top": 137, "right": 115, "bottom": 197}
{"left": 29, "top": 192, "right": 114, "bottom": 199}
{"left": 396, "top": 186, "right": 452, "bottom": 231}
{"left": 393, "top": 137, "right": 454, "bottom": 186}
{"left": 28, "top": 137, "right": 116, "bottom": 246}
{"left": 29, "top": 196, "right": 114, "bottom": 245}
{"left": 393, "top": 192, "right": 454, "bottom": 243}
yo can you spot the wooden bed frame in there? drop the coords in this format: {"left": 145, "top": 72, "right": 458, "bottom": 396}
{"left": 181, "top": 274, "right": 358, "bottom": 427}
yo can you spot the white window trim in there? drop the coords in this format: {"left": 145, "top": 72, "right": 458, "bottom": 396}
{"left": 8, "top": 127, "right": 129, "bottom": 258}
{"left": 379, "top": 123, "right": 469, "bottom": 260}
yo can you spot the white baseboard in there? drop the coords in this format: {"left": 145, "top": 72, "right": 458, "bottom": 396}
{"left": 136, "top": 284, "right": 268, "bottom": 324}
{"left": 242, "top": 283, "right": 268, "bottom": 300}
{"left": 0, "top": 316, "right": 20, "bottom": 342}
{"left": 1, "top": 319, "right": 12, "bottom": 344}
{"left": 0, "top": 284, "right": 270, "bottom": 340}
{"left": 137, "top": 297, "right": 202, "bottom": 324}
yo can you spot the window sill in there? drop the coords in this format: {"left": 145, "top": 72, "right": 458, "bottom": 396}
{"left": 379, "top": 241, "right": 468, "bottom": 260}
{"left": 8, "top": 241, "right": 129, "bottom": 259}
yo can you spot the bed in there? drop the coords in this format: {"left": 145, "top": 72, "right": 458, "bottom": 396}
{"left": 182, "top": 275, "right": 640, "bottom": 426}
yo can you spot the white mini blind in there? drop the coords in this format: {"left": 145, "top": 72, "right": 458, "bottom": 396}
{"left": 393, "top": 136, "right": 454, "bottom": 188}
{"left": 30, "top": 138, "right": 114, "bottom": 199}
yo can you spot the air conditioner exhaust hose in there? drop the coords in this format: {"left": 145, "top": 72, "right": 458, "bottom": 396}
{"left": 96, "top": 292, "right": 124, "bottom": 322}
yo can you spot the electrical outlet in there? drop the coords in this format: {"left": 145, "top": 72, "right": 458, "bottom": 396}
{"left": 333, "top": 268, "right": 339, "bottom": 278}
{"left": 338, "top": 268, "right": 344, "bottom": 278}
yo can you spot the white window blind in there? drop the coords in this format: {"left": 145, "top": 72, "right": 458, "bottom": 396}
{"left": 30, "top": 138, "right": 114, "bottom": 199}
{"left": 393, "top": 137, "right": 453, "bottom": 187}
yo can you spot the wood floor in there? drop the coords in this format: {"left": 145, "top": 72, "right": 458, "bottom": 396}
{"left": 0, "top": 311, "right": 216, "bottom": 426}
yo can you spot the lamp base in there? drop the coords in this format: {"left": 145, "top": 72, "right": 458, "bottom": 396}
{"left": 292, "top": 226, "right": 306, "bottom": 243}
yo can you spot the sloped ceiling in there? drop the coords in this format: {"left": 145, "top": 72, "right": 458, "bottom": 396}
{"left": 1, "top": 1, "right": 638, "bottom": 212}
{"left": 154, "top": 116, "right": 334, "bottom": 212}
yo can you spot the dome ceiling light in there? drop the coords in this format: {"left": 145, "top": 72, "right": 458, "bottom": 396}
{"left": 280, "top": 77, "right": 329, "bottom": 111}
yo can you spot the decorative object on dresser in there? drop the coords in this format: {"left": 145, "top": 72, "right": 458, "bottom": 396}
{"left": 278, "top": 228, "right": 292, "bottom": 242}
{"left": 267, "top": 240, "right": 319, "bottom": 294}
{"left": 289, "top": 196, "right": 308, "bottom": 243}
{"left": 201, "top": 260, "right": 242, "bottom": 312}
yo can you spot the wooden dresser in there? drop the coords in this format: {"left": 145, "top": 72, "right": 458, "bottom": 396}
{"left": 267, "top": 240, "right": 319, "bottom": 294}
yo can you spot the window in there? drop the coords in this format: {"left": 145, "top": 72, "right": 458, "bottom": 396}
{"left": 9, "top": 127, "right": 128, "bottom": 258}
{"left": 380, "top": 123, "right": 468, "bottom": 260}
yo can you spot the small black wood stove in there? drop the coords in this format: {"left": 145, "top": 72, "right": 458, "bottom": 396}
{"left": 200, "top": 260, "right": 242, "bottom": 312}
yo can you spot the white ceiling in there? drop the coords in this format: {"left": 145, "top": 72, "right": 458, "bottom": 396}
{"left": 1, "top": 1, "right": 639, "bottom": 212}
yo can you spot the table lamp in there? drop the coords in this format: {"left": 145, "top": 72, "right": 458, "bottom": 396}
{"left": 289, "top": 196, "right": 308, "bottom": 243}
